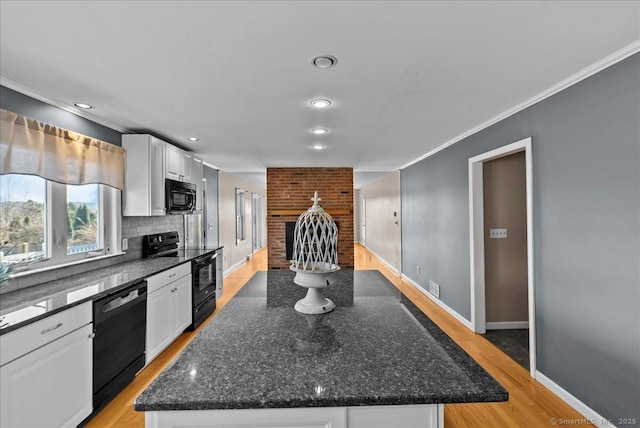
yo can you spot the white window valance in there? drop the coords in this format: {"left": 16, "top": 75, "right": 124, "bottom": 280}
{"left": 0, "top": 109, "right": 125, "bottom": 190}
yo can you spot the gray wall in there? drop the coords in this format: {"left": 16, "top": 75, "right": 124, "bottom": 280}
{"left": 203, "top": 165, "right": 219, "bottom": 248}
{"left": 0, "top": 86, "right": 121, "bottom": 146}
{"left": 401, "top": 54, "right": 639, "bottom": 420}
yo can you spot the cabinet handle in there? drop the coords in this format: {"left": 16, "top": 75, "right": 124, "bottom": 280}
{"left": 88, "top": 332, "right": 96, "bottom": 339}
{"left": 169, "top": 273, "right": 176, "bottom": 278}
{"left": 41, "top": 323, "right": 63, "bottom": 334}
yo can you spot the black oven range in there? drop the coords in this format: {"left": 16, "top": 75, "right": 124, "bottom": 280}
{"left": 143, "top": 231, "right": 218, "bottom": 330}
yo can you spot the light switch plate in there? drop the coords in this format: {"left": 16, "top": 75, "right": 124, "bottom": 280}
{"left": 490, "top": 228, "right": 507, "bottom": 239}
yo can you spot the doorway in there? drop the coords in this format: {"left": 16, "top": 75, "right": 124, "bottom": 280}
{"left": 468, "top": 137, "right": 535, "bottom": 376}
{"left": 360, "top": 194, "right": 366, "bottom": 246}
{"left": 251, "top": 193, "right": 263, "bottom": 252}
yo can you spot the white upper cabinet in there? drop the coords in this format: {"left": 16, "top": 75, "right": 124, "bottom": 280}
{"left": 123, "top": 134, "right": 202, "bottom": 216}
{"left": 166, "top": 145, "right": 193, "bottom": 183}
{"left": 122, "top": 134, "right": 166, "bottom": 216}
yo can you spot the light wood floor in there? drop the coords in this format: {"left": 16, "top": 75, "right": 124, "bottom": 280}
{"left": 87, "top": 245, "right": 592, "bottom": 427}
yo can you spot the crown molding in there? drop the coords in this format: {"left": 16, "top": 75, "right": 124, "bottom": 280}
{"left": 400, "top": 39, "right": 640, "bottom": 170}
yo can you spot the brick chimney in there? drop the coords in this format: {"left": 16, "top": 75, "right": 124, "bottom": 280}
{"left": 266, "top": 168, "right": 354, "bottom": 269}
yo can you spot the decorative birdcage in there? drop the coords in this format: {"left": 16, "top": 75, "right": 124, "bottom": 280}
{"left": 290, "top": 191, "right": 340, "bottom": 314}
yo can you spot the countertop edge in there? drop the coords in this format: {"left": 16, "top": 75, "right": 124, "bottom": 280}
{"left": 134, "top": 391, "right": 509, "bottom": 412}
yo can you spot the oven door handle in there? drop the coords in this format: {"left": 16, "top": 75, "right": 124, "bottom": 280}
{"left": 195, "top": 253, "right": 216, "bottom": 266}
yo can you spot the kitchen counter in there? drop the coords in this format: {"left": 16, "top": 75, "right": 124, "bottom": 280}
{"left": 135, "top": 270, "right": 507, "bottom": 415}
{"left": 0, "top": 247, "right": 220, "bottom": 334}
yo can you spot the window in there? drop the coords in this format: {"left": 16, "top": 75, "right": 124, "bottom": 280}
{"left": 67, "top": 184, "right": 100, "bottom": 255}
{"left": 0, "top": 175, "right": 47, "bottom": 262}
{"left": 236, "top": 188, "right": 246, "bottom": 244}
{"left": 0, "top": 174, "right": 121, "bottom": 275}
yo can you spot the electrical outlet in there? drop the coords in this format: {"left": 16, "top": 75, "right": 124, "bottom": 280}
{"left": 429, "top": 280, "right": 440, "bottom": 298}
{"left": 417, "top": 266, "right": 420, "bottom": 274}
{"left": 490, "top": 228, "right": 508, "bottom": 239}
{"left": 122, "top": 238, "right": 128, "bottom": 251}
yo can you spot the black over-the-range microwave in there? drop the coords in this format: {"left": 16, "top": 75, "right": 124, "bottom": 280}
{"left": 166, "top": 178, "right": 196, "bottom": 213}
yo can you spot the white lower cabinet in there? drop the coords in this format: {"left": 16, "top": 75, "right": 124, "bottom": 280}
{"left": 146, "top": 266, "right": 192, "bottom": 365}
{"left": 144, "top": 404, "right": 444, "bottom": 428}
{"left": 0, "top": 302, "right": 93, "bottom": 428}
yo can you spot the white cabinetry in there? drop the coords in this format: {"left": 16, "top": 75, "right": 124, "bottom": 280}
{"left": 0, "top": 302, "right": 93, "bottom": 428}
{"left": 166, "top": 145, "right": 193, "bottom": 183}
{"left": 146, "top": 263, "right": 192, "bottom": 365}
{"left": 144, "top": 404, "right": 443, "bottom": 428}
{"left": 122, "top": 134, "right": 166, "bottom": 216}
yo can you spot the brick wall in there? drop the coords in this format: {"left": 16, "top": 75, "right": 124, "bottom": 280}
{"left": 267, "top": 168, "right": 354, "bottom": 269}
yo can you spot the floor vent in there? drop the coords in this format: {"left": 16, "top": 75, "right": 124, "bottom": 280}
{"left": 428, "top": 280, "right": 440, "bottom": 298}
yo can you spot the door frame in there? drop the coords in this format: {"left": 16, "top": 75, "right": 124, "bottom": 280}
{"left": 468, "top": 137, "right": 536, "bottom": 376}
{"left": 251, "top": 193, "right": 262, "bottom": 252}
{"left": 360, "top": 194, "right": 366, "bottom": 246}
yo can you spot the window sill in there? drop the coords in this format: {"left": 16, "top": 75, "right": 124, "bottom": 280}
{"left": 10, "top": 252, "right": 127, "bottom": 279}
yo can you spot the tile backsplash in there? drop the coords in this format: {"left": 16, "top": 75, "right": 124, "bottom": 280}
{"left": 1, "top": 215, "right": 184, "bottom": 295}
{"left": 121, "top": 215, "right": 185, "bottom": 260}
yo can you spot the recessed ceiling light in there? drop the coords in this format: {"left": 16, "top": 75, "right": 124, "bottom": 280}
{"left": 188, "top": 137, "right": 199, "bottom": 142}
{"left": 311, "top": 128, "right": 328, "bottom": 135}
{"left": 312, "top": 55, "right": 337, "bottom": 69}
{"left": 310, "top": 99, "right": 331, "bottom": 109}
{"left": 310, "top": 143, "right": 326, "bottom": 150}
{"left": 74, "top": 103, "right": 93, "bottom": 109}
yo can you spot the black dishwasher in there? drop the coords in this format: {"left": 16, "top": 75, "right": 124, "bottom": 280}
{"left": 93, "top": 281, "right": 147, "bottom": 414}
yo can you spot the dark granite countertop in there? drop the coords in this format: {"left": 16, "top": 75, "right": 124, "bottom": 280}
{"left": 134, "top": 270, "right": 508, "bottom": 411}
{"left": 0, "top": 247, "right": 221, "bottom": 335}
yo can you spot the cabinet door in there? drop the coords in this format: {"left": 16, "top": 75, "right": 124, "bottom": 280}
{"left": 146, "top": 284, "right": 174, "bottom": 364}
{"left": 165, "top": 144, "right": 181, "bottom": 181}
{"left": 0, "top": 324, "right": 93, "bottom": 428}
{"left": 181, "top": 152, "right": 193, "bottom": 183}
{"left": 173, "top": 274, "right": 193, "bottom": 335}
{"left": 149, "top": 137, "right": 166, "bottom": 215}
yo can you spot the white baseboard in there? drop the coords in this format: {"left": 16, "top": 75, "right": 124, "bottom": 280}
{"left": 535, "top": 371, "right": 616, "bottom": 428}
{"left": 401, "top": 274, "right": 473, "bottom": 330}
{"left": 486, "top": 321, "right": 529, "bottom": 330}
{"left": 223, "top": 258, "right": 247, "bottom": 278}
{"left": 362, "top": 245, "right": 401, "bottom": 275}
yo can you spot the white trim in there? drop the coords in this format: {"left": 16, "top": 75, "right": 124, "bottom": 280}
{"left": 468, "top": 137, "right": 536, "bottom": 377}
{"left": 10, "top": 252, "right": 126, "bottom": 279}
{"left": 400, "top": 40, "right": 640, "bottom": 170}
{"left": 486, "top": 321, "right": 529, "bottom": 330}
{"left": 223, "top": 257, "right": 247, "bottom": 278}
{"left": 362, "top": 245, "right": 400, "bottom": 275}
{"left": 536, "top": 371, "right": 616, "bottom": 428}
{"left": 202, "top": 161, "right": 220, "bottom": 170}
{"left": 401, "top": 273, "right": 473, "bottom": 330}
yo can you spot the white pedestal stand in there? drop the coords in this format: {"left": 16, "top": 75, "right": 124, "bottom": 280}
{"left": 291, "top": 264, "right": 340, "bottom": 315}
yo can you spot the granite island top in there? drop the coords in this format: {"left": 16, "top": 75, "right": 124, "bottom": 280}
{"left": 0, "top": 247, "right": 221, "bottom": 334}
{"left": 134, "top": 270, "right": 508, "bottom": 411}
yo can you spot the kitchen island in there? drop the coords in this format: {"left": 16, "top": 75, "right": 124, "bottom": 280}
{"left": 135, "top": 270, "right": 507, "bottom": 428}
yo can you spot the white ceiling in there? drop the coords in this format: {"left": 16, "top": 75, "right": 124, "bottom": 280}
{"left": 1, "top": 1, "right": 638, "bottom": 189}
